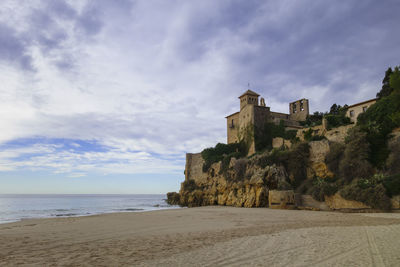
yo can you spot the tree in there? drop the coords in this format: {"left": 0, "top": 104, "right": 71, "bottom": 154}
{"left": 376, "top": 67, "right": 393, "bottom": 98}
{"left": 339, "top": 127, "right": 373, "bottom": 182}
{"left": 329, "top": 104, "right": 339, "bottom": 115}
{"left": 389, "top": 66, "right": 400, "bottom": 91}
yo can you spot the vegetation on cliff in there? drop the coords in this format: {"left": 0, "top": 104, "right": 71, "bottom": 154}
{"left": 201, "top": 142, "right": 247, "bottom": 172}
{"left": 254, "top": 120, "right": 298, "bottom": 151}
{"left": 300, "top": 104, "right": 351, "bottom": 129}
{"left": 320, "top": 66, "right": 400, "bottom": 209}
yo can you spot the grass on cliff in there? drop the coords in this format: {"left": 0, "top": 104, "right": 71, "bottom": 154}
{"left": 201, "top": 141, "right": 247, "bottom": 172}
{"left": 257, "top": 142, "right": 310, "bottom": 188}
{"left": 254, "top": 120, "right": 298, "bottom": 151}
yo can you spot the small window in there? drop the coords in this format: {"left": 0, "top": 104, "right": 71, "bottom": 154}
{"left": 363, "top": 106, "right": 368, "bottom": 112}
{"left": 350, "top": 110, "right": 355, "bottom": 117}
{"left": 292, "top": 103, "right": 297, "bottom": 113}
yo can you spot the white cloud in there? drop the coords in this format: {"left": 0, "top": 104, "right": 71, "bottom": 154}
{"left": 0, "top": 0, "right": 397, "bottom": 177}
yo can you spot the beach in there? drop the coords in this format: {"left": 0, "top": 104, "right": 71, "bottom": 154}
{"left": 1, "top": 207, "right": 400, "bottom": 266}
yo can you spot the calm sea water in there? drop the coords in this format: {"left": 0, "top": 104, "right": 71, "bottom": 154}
{"left": 0, "top": 194, "right": 180, "bottom": 224}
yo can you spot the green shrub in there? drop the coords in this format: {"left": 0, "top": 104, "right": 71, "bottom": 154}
{"left": 386, "top": 140, "right": 400, "bottom": 175}
{"left": 309, "top": 135, "right": 326, "bottom": 141}
{"left": 166, "top": 192, "right": 180, "bottom": 205}
{"left": 357, "top": 76, "right": 400, "bottom": 168}
{"left": 295, "top": 178, "right": 314, "bottom": 194}
{"left": 325, "top": 114, "right": 351, "bottom": 130}
{"left": 233, "top": 158, "right": 248, "bottom": 180}
{"left": 285, "top": 142, "right": 310, "bottom": 187}
{"left": 325, "top": 142, "right": 345, "bottom": 175}
{"left": 382, "top": 174, "right": 400, "bottom": 197}
{"left": 303, "top": 128, "right": 313, "bottom": 141}
{"left": 255, "top": 120, "right": 299, "bottom": 151}
{"left": 182, "top": 179, "right": 198, "bottom": 191}
{"left": 257, "top": 148, "right": 288, "bottom": 168}
{"left": 201, "top": 141, "right": 247, "bottom": 172}
{"left": 340, "top": 180, "right": 391, "bottom": 210}
{"left": 339, "top": 127, "right": 373, "bottom": 182}
{"left": 304, "top": 178, "right": 338, "bottom": 202}
{"left": 300, "top": 112, "right": 323, "bottom": 127}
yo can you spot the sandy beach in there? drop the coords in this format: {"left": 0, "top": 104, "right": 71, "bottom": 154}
{"left": 1, "top": 207, "right": 400, "bottom": 266}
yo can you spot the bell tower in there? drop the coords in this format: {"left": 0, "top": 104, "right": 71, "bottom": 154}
{"left": 239, "top": 90, "right": 260, "bottom": 110}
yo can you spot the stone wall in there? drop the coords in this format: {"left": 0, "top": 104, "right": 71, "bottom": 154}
{"left": 268, "top": 190, "right": 295, "bottom": 209}
{"left": 325, "top": 124, "right": 353, "bottom": 143}
{"left": 272, "top": 137, "right": 292, "bottom": 149}
{"left": 185, "top": 153, "right": 208, "bottom": 183}
{"left": 289, "top": 99, "right": 309, "bottom": 121}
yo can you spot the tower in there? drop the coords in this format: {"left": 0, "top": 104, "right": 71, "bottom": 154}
{"left": 289, "top": 98, "right": 309, "bottom": 121}
{"left": 239, "top": 90, "right": 259, "bottom": 110}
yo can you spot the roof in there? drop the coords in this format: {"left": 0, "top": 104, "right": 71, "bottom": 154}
{"left": 347, "top": 98, "right": 377, "bottom": 108}
{"left": 238, "top": 90, "right": 260, "bottom": 98}
{"left": 225, "top": 111, "right": 239, "bottom": 118}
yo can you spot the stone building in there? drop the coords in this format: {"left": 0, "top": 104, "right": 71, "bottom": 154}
{"left": 226, "top": 90, "right": 309, "bottom": 154}
{"left": 345, "top": 98, "right": 377, "bottom": 123}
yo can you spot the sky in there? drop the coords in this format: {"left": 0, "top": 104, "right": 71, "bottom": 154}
{"left": 0, "top": 0, "right": 399, "bottom": 194}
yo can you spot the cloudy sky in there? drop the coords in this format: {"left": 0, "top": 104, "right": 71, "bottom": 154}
{"left": 0, "top": 0, "right": 399, "bottom": 194}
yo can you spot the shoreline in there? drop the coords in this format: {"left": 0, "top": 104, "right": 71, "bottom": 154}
{"left": 1, "top": 206, "right": 400, "bottom": 266}
{"left": 0, "top": 205, "right": 182, "bottom": 225}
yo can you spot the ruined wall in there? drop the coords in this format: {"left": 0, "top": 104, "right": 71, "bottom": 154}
{"left": 185, "top": 153, "right": 208, "bottom": 183}
{"left": 289, "top": 99, "right": 309, "bottom": 121}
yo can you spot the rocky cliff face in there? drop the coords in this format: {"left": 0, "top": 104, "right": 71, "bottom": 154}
{"left": 170, "top": 145, "right": 303, "bottom": 208}
{"left": 167, "top": 138, "right": 400, "bottom": 210}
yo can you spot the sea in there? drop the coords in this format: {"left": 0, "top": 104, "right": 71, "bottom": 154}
{"left": 0, "top": 194, "right": 180, "bottom": 224}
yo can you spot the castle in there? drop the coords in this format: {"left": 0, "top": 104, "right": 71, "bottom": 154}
{"left": 226, "top": 90, "right": 378, "bottom": 155}
{"left": 226, "top": 90, "right": 309, "bottom": 154}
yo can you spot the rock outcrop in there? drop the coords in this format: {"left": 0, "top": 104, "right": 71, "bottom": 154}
{"left": 179, "top": 158, "right": 291, "bottom": 208}
{"left": 307, "top": 140, "right": 334, "bottom": 179}
{"left": 325, "top": 193, "right": 371, "bottom": 210}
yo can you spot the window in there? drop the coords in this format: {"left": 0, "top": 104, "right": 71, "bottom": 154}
{"left": 292, "top": 103, "right": 297, "bottom": 113}
{"left": 363, "top": 106, "right": 368, "bottom": 112}
{"left": 350, "top": 110, "right": 354, "bottom": 117}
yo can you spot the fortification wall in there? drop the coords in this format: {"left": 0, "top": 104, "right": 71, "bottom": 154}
{"left": 185, "top": 153, "right": 208, "bottom": 183}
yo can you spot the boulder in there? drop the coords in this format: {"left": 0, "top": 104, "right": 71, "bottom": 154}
{"left": 325, "top": 193, "right": 370, "bottom": 210}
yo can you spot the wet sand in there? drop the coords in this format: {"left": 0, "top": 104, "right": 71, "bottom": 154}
{"left": 1, "top": 206, "right": 400, "bottom": 266}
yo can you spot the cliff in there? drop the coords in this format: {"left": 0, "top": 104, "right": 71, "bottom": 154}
{"left": 169, "top": 142, "right": 319, "bottom": 208}
{"left": 168, "top": 137, "right": 400, "bottom": 211}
